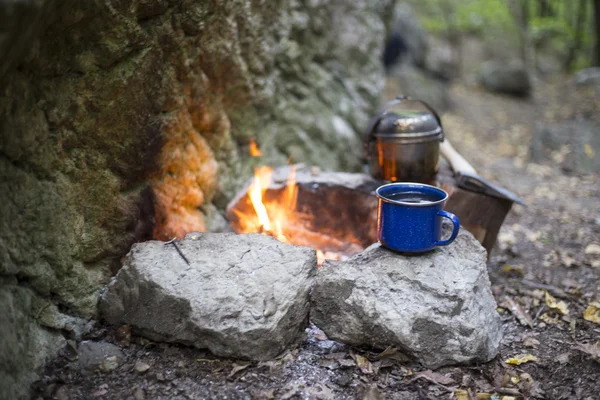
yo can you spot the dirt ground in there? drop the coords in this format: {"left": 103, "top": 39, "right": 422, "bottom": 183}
{"left": 33, "top": 78, "right": 600, "bottom": 399}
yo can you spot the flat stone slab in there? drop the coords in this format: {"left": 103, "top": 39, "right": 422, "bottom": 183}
{"left": 100, "top": 233, "right": 317, "bottom": 360}
{"left": 310, "top": 229, "right": 502, "bottom": 368}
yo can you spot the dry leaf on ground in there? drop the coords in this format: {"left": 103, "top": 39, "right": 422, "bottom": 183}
{"left": 414, "top": 369, "right": 456, "bottom": 385}
{"left": 584, "top": 243, "right": 600, "bottom": 255}
{"left": 504, "top": 354, "right": 538, "bottom": 365}
{"left": 353, "top": 354, "right": 373, "bottom": 374}
{"left": 502, "top": 296, "right": 533, "bottom": 327}
{"left": 583, "top": 302, "right": 600, "bottom": 324}
{"left": 544, "top": 290, "right": 569, "bottom": 315}
{"left": 573, "top": 342, "right": 600, "bottom": 362}
{"left": 373, "top": 346, "right": 410, "bottom": 362}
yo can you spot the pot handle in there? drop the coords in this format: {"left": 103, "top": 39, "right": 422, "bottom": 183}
{"left": 362, "top": 95, "right": 444, "bottom": 160}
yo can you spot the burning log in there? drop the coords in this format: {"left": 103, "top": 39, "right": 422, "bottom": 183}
{"left": 226, "top": 166, "right": 379, "bottom": 261}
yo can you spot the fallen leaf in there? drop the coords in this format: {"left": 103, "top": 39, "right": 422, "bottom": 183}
{"left": 583, "top": 302, "right": 600, "bottom": 324}
{"left": 354, "top": 354, "right": 373, "bottom": 374}
{"left": 503, "top": 296, "right": 533, "bottom": 327}
{"left": 373, "top": 346, "right": 410, "bottom": 362}
{"left": 414, "top": 369, "right": 456, "bottom": 385}
{"left": 454, "top": 389, "right": 470, "bottom": 400}
{"left": 338, "top": 358, "right": 356, "bottom": 368}
{"left": 306, "top": 383, "right": 335, "bottom": 400}
{"left": 228, "top": 363, "right": 251, "bottom": 378}
{"left": 196, "top": 358, "right": 219, "bottom": 363}
{"left": 476, "top": 394, "right": 492, "bottom": 400}
{"left": 544, "top": 290, "right": 569, "bottom": 315}
{"left": 319, "top": 359, "right": 338, "bottom": 370}
{"left": 510, "top": 376, "right": 520, "bottom": 384}
{"left": 504, "top": 354, "right": 538, "bottom": 365}
{"left": 584, "top": 144, "right": 595, "bottom": 159}
{"left": 540, "top": 313, "right": 561, "bottom": 324}
{"left": 502, "top": 265, "right": 524, "bottom": 277}
{"left": 573, "top": 342, "right": 600, "bottom": 362}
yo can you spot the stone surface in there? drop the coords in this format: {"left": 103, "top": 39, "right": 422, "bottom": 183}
{"left": 75, "top": 341, "right": 125, "bottom": 374}
{"left": 388, "top": 3, "right": 429, "bottom": 68}
{"left": 310, "top": 229, "right": 503, "bottom": 369}
{"left": 573, "top": 67, "right": 600, "bottom": 88}
{"left": 531, "top": 121, "right": 600, "bottom": 174}
{"left": 100, "top": 233, "right": 317, "bottom": 360}
{"left": 479, "top": 61, "right": 531, "bottom": 97}
{"left": 0, "top": 0, "right": 393, "bottom": 395}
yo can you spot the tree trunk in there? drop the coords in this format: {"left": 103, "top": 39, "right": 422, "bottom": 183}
{"left": 539, "top": 0, "right": 555, "bottom": 17}
{"left": 594, "top": 0, "right": 600, "bottom": 66}
{"left": 565, "top": 0, "right": 588, "bottom": 70}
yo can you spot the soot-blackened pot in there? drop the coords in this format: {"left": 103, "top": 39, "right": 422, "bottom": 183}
{"left": 364, "top": 96, "right": 444, "bottom": 183}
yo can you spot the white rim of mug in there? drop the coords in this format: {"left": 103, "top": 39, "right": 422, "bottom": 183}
{"left": 375, "top": 182, "right": 448, "bottom": 207}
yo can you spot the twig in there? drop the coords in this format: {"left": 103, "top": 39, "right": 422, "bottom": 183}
{"left": 165, "top": 238, "right": 190, "bottom": 265}
{"left": 521, "top": 280, "right": 571, "bottom": 299}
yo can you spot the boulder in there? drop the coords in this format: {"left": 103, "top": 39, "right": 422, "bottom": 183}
{"left": 531, "top": 121, "right": 600, "bottom": 174}
{"left": 479, "top": 61, "right": 531, "bottom": 97}
{"left": 310, "top": 229, "right": 502, "bottom": 369}
{"left": 387, "top": 4, "right": 429, "bottom": 68}
{"left": 100, "top": 233, "right": 317, "bottom": 360}
{"left": 573, "top": 67, "right": 600, "bottom": 88}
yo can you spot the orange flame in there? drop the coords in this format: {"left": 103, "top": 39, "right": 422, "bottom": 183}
{"left": 234, "top": 166, "right": 297, "bottom": 243}
{"left": 249, "top": 138, "right": 263, "bottom": 157}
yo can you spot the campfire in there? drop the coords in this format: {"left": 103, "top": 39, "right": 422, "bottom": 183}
{"left": 227, "top": 140, "right": 378, "bottom": 264}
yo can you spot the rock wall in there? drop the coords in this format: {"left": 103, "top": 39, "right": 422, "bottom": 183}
{"left": 0, "top": 0, "right": 393, "bottom": 397}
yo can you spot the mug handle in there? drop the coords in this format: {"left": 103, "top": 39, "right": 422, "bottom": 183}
{"left": 434, "top": 210, "right": 460, "bottom": 246}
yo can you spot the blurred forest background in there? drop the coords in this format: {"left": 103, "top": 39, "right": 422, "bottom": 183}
{"left": 409, "top": 0, "right": 599, "bottom": 75}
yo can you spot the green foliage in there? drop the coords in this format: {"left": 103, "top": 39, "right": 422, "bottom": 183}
{"left": 415, "top": 0, "right": 516, "bottom": 35}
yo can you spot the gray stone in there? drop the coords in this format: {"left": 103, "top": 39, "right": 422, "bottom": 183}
{"left": 479, "top": 61, "right": 531, "bottom": 97}
{"left": 531, "top": 121, "right": 600, "bottom": 174}
{"left": 573, "top": 67, "right": 600, "bottom": 88}
{"left": 76, "top": 341, "right": 124, "bottom": 373}
{"left": 99, "top": 233, "right": 317, "bottom": 360}
{"left": 310, "top": 229, "right": 502, "bottom": 369}
{"left": 389, "top": 4, "right": 429, "bottom": 68}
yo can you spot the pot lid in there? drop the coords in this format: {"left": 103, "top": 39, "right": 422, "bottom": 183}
{"left": 373, "top": 109, "right": 441, "bottom": 137}
{"left": 364, "top": 96, "right": 444, "bottom": 142}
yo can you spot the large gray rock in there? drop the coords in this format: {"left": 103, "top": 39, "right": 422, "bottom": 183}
{"left": 100, "top": 233, "right": 317, "bottom": 360}
{"left": 479, "top": 61, "right": 531, "bottom": 97}
{"left": 0, "top": 0, "right": 393, "bottom": 395}
{"left": 311, "top": 229, "right": 502, "bottom": 369}
{"left": 531, "top": 121, "right": 600, "bottom": 174}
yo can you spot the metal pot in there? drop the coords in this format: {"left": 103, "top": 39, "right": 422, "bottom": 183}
{"left": 364, "top": 96, "right": 444, "bottom": 183}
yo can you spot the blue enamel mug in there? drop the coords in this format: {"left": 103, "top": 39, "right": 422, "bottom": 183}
{"left": 376, "top": 183, "right": 460, "bottom": 253}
